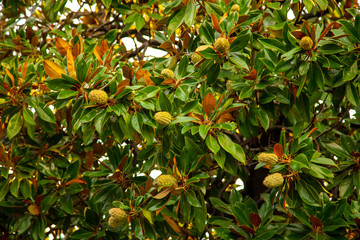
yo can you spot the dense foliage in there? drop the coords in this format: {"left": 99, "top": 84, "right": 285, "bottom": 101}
{"left": 1, "top": 0, "right": 360, "bottom": 239}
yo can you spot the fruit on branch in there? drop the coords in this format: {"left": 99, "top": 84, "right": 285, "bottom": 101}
{"left": 299, "top": 36, "right": 313, "bottom": 51}
{"left": 263, "top": 173, "right": 284, "bottom": 188}
{"left": 154, "top": 111, "right": 173, "bottom": 126}
{"left": 108, "top": 208, "right": 127, "bottom": 227}
{"left": 89, "top": 89, "right": 108, "bottom": 104}
{"left": 258, "top": 153, "right": 278, "bottom": 165}
{"left": 161, "top": 68, "right": 175, "bottom": 79}
{"left": 155, "top": 174, "right": 177, "bottom": 187}
{"left": 28, "top": 205, "right": 40, "bottom": 215}
{"left": 191, "top": 45, "right": 212, "bottom": 64}
{"left": 214, "top": 37, "right": 230, "bottom": 54}
{"left": 230, "top": 4, "right": 240, "bottom": 13}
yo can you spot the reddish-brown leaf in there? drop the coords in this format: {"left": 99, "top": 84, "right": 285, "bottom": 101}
{"left": 162, "top": 214, "right": 181, "bottom": 233}
{"left": 202, "top": 92, "right": 216, "bottom": 116}
{"left": 250, "top": 213, "right": 262, "bottom": 228}
{"left": 22, "top": 59, "right": 28, "bottom": 80}
{"left": 114, "top": 79, "right": 130, "bottom": 97}
{"left": 318, "top": 22, "right": 335, "bottom": 43}
{"left": 211, "top": 14, "right": 222, "bottom": 33}
{"left": 153, "top": 188, "right": 171, "bottom": 199}
{"left": 118, "top": 155, "right": 128, "bottom": 171}
{"left": 273, "top": 143, "right": 283, "bottom": 158}
{"left": 67, "top": 49, "right": 75, "bottom": 75}
{"left": 239, "top": 225, "right": 255, "bottom": 234}
{"left": 310, "top": 215, "right": 323, "bottom": 228}
{"left": 291, "top": 31, "right": 306, "bottom": 39}
{"left": 85, "top": 151, "right": 94, "bottom": 169}
{"left": 43, "top": 60, "right": 66, "bottom": 79}
{"left": 65, "top": 179, "right": 86, "bottom": 186}
{"left": 243, "top": 69, "right": 257, "bottom": 80}
{"left": 216, "top": 113, "right": 234, "bottom": 123}
{"left": 72, "top": 43, "right": 80, "bottom": 59}
{"left": 55, "top": 38, "right": 70, "bottom": 57}
{"left": 93, "top": 47, "right": 103, "bottom": 65}
{"left": 308, "top": 127, "right": 318, "bottom": 137}
{"left": 159, "top": 41, "right": 174, "bottom": 52}
{"left": 122, "top": 65, "right": 133, "bottom": 79}
{"left": 4, "top": 68, "right": 15, "bottom": 86}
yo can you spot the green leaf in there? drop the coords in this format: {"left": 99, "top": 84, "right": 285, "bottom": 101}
{"left": 57, "top": 90, "right": 78, "bottom": 99}
{"left": 0, "top": 179, "right": 10, "bottom": 202}
{"left": 178, "top": 55, "right": 188, "bottom": 78}
{"left": 10, "top": 177, "right": 19, "bottom": 197}
{"left": 199, "top": 21, "right": 215, "bottom": 45}
{"left": 290, "top": 153, "right": 309, "bottom": 171}
{"left": 23, "top": 108, "right": 36, "bottom": 125}
{"left": 217, "top": 132, "right": 246, "bottom": 163}
{"left": 41, "top": 192, "right": 58, "bottom": 211}
{"left": 70, "top": 229, "right": 96, "bottom": 239}
{"left": 131, "top": 112, "right": 143, "bottom": 133}
{"left": 199, "top": 124, "right": 210, "bottom": 139}
{"left": 184, "top": 0, "right": 196, "bottom": 27}
{"left": 230, "top": 33, "right": 250, "bottom": 52}
{"left": 206, "top": 135, "right": 220, "bottom": 154}
{"left": 258, "top": 38, "right": 286, "bottom": 53}
{"left": 7, "top": 111, "right": 23, "bottom": 140}
{"left": 159, "top": 91, "right": 172, "bottom": 113}
{"left": 297, "top": 180, "right": 321, "bottom": 206}
{"left": 167, "top": 8, "right": 186, "bottom": 37}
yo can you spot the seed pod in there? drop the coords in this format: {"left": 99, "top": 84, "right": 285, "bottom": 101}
{"left": 155, "top": 174, "right": 177, "bottom": 187}
{"left": 89, "top": 89, "right": 108, "bottom": 104}
{"left": 263, "top": 173, "right": 284, "bottom": 188}
{"left": 230, "top": 4, "right": 240, "bottom": 13}
{"left": 299, "top": 36, "right": 313, "bottom": 51}
{"left": 161, "top": 68, "right": 175, "bottom": 79}
{"left": 258, "top": 153, "right": 278, "bottom": 165}
{"left": 191, "top": 45, "right": 212, "bottom": 64}
{"left": 108, "top": 208, "right": 127, "bottom": 226}
{"left": 154, "top": 111, "right": 173, "bottom": 126}
{"left": 214, "top": 38, "right": 230, "bottom": 54}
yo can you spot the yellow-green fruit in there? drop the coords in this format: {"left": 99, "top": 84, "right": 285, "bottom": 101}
{"left": 155, "top": 174, "right": 177, "bottom": 187}
{"left": 214, "top": 37, "right": 230, "bottom": 54}
{"left": 28, "top": 205, "right": 40, "bottom": 215}
{"left": 226, "top": 80, "right": 234, "bottom": 94}
{"left": 89, "top": 89, "right": 108, "bottom": 104}
{"left": 108, "top": 216, "right": 125, "bottom": 228}
{"left": 154, "top": 111, "right": 172, "bottom": 125}
{"left": 191, "top": 45, "right": 212, "bottom": 64}
{"left": 299, "top": 36, "right": 313, "bottom": 51}
{"left": 161, "top": 68, "right": 175, "bottom": 79}
{"left": 258, "top": 153, "right": 278, "bottom": 165}
{"left": 230, "top": 4, "right": 240, "bottom": 13}
{"left": 108, "top": 208, "right": 127, "bottom": 226}
{"left": 263, "top": 173, "right": 284, "bottom": 188}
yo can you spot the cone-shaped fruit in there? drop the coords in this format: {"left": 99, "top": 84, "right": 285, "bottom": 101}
{"left": 214, "top": 38, "right": 230, "bottom": 54}
{"left": 191, "top": 45, "right": 212, "bottom": 64}
{"left": 108, "top": 208, "right": 127, "bottom": 227}
{"left": 154, "top": 111, "right": 172, "bottom": 125}
{"left": 155, "top": 174, "right": 177, "bottom": 187}
{"left": 230, "top": 4, "right": 240, "bottom": 13}
{"left": 258, "top": 153, "right": 278, "bottom": 165}
{"left": 300, "top": 36, "right": 313, "bottom": 51}
{"left": 28, "top": 205, "right": 41, "bottom": 215}
{"left": 263, "top": 173, "right": 284, "bottom": 188}
{"left": 89, "top": 89, "right": 108, "bottom": 104}
{"left": 161, "top": 69, "right": 175, "bottom": 79}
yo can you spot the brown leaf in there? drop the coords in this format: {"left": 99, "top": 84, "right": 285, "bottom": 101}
{"left": 55, "top": 38, "right": 70, "bottom": 57}
{"left": 308, "top": 127, "right": 318, "bottom": 137}
{"left": 239, "top": 225, "right": 255, "bottom": 234}
{"left": 4, "top": 68, "right": 15, "bottom": 86}
{"left": 216, "top": 113, "right": 234, "bottom": 123}
{"left": 43, "top": 60, "right": 66, "bottom": 79}
{"left": 291, "top": 31, "right": 306, "bottom": 39}
{"left": 238, "top": 15, "right": 250, "bottom": 24}
{"left": 72, "top": 43, "right": 80, "bottom": 59}
{"left": 161, "top": 78, "right": 177, "bottom": 85}
{"left": 318, "top": 22, "right": 335, "bottom": 43}
{"left": 243, "top": 69, "right": 257, "bottom": 80}
{"left": 250, "top": 212, "right": 261, "bottom": 228}
{"left": 22, "top": 59, "right": 28, "bottom": 80}
{"left": 65, "top": 179, "right": 86, "bottom": 186}
{"left": 135, "top": 69, "right": 154, "bottom": 86}
{"left": 122, "top": 65, "right": 133, "bottom": 79}
{"left": 211, "top": 14, "right": 222, "bottom": 33}
{"left": 93, "top": 47, "right": 103, "bottom": 65}
{"left": 114, "top": 79, "right": 130, "bottom": 97}
{"left": 85, "top": 151, "right": 94, "bottom": 169}
{"left": 145, "top": 177, "right": 153, "bottom": 192}
{"left": 310, "top": 215, "right": 323, "bottom": 228}
{"left": 223, "top": 0, "right": 230, "bottom": 5}
{"left": 162, "top": 214, "right": 181, "bottom": 233}
{"left": 101, "top": 39, "right": 109, "bottom": 56}
{"left": 273, "top": 143, "right": 283, "bottom": 158}
{"left": 118, "top": 155, "right": 128, "bottom": 171}
{"left": 202, "top": 92, "right": 216, "bottom": 116}
{"left": 67, "top": 49, "right": 75, "bottom": 75}
{"left": 153, "top": 188, "right": 171, "bottom": 199}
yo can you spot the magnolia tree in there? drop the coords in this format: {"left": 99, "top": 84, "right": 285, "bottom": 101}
{"left": 1, "top": 0, "right": 360, "bottom": 239}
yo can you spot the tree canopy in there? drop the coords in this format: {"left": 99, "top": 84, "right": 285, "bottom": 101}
{"left": 1, "top": 0, "right": 360, "bottom": 239}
